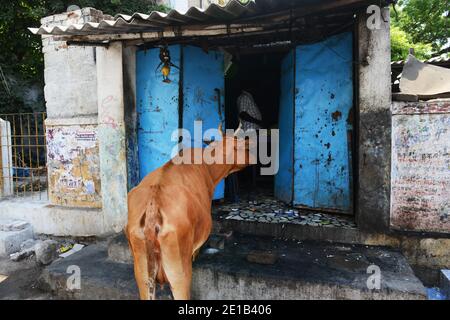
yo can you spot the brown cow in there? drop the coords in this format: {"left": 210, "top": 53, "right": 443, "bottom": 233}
{"left": 125, "top": 125, "right": 253, "bottom": 300}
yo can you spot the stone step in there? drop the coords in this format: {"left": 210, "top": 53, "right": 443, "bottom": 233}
{"left": 214, "top": 216, "right": 374, "bottom": 246}
{"left": 193, "top": 234, "right": 427, "bottom": 300}
{"left": 40, "top": 233, "right": 427, "bottom": 300}
{"left": 0, "top": 220, "right": 34, "bottom": 258}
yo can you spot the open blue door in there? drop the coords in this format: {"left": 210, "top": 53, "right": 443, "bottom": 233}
{"left": 182, "top": 46, "right": 225, "bottom": 200}
{"left": 136, "top": 45, "right": 181, "bottom": 180}
{"left": 274, "top": 50, "right": 295, "bottom": 203}
{"left": 136, "top": 45, "right": 225, "bottom": 201}
{"left": 294, "top": 32, "right": 353, "bottom": 213}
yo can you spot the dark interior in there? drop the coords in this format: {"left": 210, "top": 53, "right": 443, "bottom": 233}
{"left": 224, "top": 51, "right": 285, "bottom": 200}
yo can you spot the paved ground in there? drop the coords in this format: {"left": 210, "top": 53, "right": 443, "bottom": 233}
{"left": 0, "top": 257, "right": 51, "bottom": 300}
{"left": 0, "top": 226, "right": 431, "bottom": 300}
{"left": 36, "top": 232, "right": 427, "bottom": 300}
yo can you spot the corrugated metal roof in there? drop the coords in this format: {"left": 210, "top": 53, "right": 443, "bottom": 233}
{"left": 29, "top": 0, "right": 373, "bottom": 37}
{"left": 30, "top": 0, "right": 277, "bottom": 36}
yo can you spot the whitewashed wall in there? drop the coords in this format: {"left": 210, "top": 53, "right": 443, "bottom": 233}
{"left": 391, "top": 99, "right": 450, "bottom": 234}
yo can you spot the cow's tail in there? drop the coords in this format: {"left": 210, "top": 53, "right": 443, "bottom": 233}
{"left": 143, "top": 186, "right": 163, "bottom": 300}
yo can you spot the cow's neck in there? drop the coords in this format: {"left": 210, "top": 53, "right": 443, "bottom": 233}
{"left": 206, "top": 163, "right": 234, "bottom": 187}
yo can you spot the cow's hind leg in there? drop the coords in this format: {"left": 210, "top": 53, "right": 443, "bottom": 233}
{"left": 159, "top": 230, "right": 193, "bottom": 300}
{"left": 128, "top": 229, "right": 154, "bottom": 300}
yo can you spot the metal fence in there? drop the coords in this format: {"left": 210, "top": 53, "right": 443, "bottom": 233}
{"left": 0, "top": 112, "right": 47, "bottom": 200}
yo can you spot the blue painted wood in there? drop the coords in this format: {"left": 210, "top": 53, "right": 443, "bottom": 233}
{"left": 274, "top": 50, "right": 295, "bottom": 203}
{"left": 136, "top": 45, "right": 181, "bottom": 180}
{"left": 294, "top": 32, "right": 353, "bottom": 212}
{"left": 182, "top": 46, "right": 225, "bottom": 200}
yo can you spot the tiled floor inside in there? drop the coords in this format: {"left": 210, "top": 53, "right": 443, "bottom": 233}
{"left": 213, "top": 186, "right": 357, "bottom": 229}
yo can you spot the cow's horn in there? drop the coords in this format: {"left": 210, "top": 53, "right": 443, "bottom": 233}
{"left": 234, "top": 121, "right": 243, "bottom": 136}
{"left": 218, "top": 123, "right": 223, "bottom": 136}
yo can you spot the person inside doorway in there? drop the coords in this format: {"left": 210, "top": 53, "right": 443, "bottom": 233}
{"left": 237, "top": 89, "right": 263, "bottom": 132}
{"left": 228, "top": 87, "right": 264, "bottom": 202}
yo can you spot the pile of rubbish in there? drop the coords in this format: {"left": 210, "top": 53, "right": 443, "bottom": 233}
{"left": 10, "top": 239, "right": 85, "bottom": 265}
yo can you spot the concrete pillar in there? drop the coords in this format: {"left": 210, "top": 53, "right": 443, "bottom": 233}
{"left": 123, "top": 46, "right": 139, "bottom": 190}
{"left": 42, "top": 8, "right": 108, "bottom": 209}
{"left": 0, "top": 118, "right": 13, "bottom": 197}
{"left": 356, "top": 7, "right": 391, "bottom": 232}
{"left": 96, "top": 42, "right": 128, "bottom": 233}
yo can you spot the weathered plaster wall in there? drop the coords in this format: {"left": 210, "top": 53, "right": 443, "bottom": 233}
{"left": 97, "top": 42, "right": 128, "bottom": 233}
{"left": 43, "top": 44, "right": 98, "bottom": 118}
{"left": 32, "top": 8, "right": 129, "bottom": 235}
{"left": 391, "top": 99, "right": 450, "bottom": 234}
{"left": 42, "top": 8, "right": 108, "bottom": 210}
{"left": 41, "top": 8, "right": 111, "bottom": 119}
{"left": 357, "top": 9, "right": 391, "bottom": 232}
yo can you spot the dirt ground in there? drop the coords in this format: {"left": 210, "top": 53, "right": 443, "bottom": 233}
{"left": 0, "top": 257, "right": 52, "bottom": 300}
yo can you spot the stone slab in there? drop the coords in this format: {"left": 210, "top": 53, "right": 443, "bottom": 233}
{"left": 192, "top": 234, "right": 427, "bottom": 300}
{"left": 0, "top": 220, "right": 33, "bottom": 257}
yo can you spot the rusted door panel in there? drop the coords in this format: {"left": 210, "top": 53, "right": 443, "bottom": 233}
{"left": 294, "top": 32, "right": 353, "bottom": 213}
{"left": 136, "top": 45, "right": 181, "bottom": 180}
{"left": 274, "top": 49, "right": 295, "bottom": 203}
{"left": 182, "top": 46, "right": 225, "bottom": 200}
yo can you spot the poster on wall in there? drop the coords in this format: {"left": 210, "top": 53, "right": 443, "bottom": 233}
{"left": 46, "top": 125, "right": 101, "bottom": 208}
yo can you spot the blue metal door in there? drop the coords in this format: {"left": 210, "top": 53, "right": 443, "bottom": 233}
{"left": 136, "top": 45, "right": 181, "bottom": 180}
{"left": 274, "top": 50, "right": 295, "bottom": 203}
{"left": 182, "top": 46, "right": 225, "bottom": 200}
{"left": 294, "top": 32, "right": 353, "bottom": 213}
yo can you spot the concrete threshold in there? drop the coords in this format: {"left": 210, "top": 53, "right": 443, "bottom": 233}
{"left": 214, "top": 217, "right": 398, "bottom": 247}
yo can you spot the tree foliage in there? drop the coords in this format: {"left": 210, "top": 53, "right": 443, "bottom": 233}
{"left": 394, "top": 0, "right": 448, "bottom": 52}
{"left": 390, "top": 0, "right": 448, "bottom": 61}
{"left": 390, "top": 25, "right": 433, "bottom": 61}
{"left": 0, "top": 0, "right": 168, "bottom": 113}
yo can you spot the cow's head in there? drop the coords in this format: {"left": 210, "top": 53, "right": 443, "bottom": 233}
{"left": 206, "top": 122, "right": 257, "bottom": 176}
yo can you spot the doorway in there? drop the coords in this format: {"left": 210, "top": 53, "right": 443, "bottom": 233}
{"left": 225, "top": 51, "right": 284, "bottom": 199}
{"left": 217, "top": 32, "right": 355, "bottom": 226}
